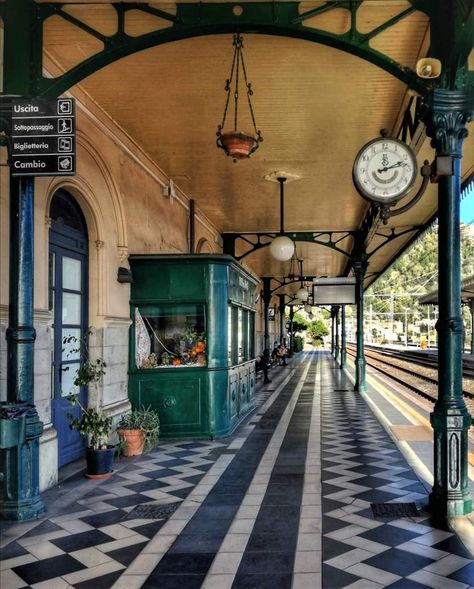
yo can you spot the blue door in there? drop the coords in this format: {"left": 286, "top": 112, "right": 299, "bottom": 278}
{"left": 49, "top": 190, "right": 88, "bottom": 467}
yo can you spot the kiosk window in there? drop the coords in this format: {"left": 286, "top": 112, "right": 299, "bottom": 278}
{"left": 228, "top": 305, "right": 233, "bottom": 366}
{"left": 238, "top": 308, "right": 244, "bottom": 364}
{"left": 249, "top": 312, "right": 255, "bottom": 359}
{"left": 135, "top": 304, "right": 206, "bottom": 368}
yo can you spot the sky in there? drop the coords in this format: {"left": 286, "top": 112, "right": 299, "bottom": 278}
{"left": 461, "top": 181, "right": 474, "bottom": 224}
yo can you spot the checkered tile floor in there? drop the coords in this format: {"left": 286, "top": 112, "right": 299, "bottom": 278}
{"left": 1, "top": 352, "right": 473, "bottom": 589}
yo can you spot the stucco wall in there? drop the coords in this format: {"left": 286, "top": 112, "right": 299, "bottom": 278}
{"left": 0, "top": 89, "right": 223, "bottom": 490}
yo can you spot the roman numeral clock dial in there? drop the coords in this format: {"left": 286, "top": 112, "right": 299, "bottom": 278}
{"left": 353, "top": 135, "right": 417, "bottom": 205}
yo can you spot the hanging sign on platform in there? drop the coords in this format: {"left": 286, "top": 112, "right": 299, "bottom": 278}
{"left": 11, "top": 98, "right": 76, "bottom": 177}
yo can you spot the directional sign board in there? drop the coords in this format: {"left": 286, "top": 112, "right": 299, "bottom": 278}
{"left": 313, "top": 278, "right": 356, "bottom": 305}
{"left": 11, "top": 98, "right": 75, "bottom": 176}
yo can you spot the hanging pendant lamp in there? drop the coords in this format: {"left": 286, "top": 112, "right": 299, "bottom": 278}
{"left": 269, "top": 176, "right": 295, "bottom": 261}
{"left": 216, "top": 34, "right": 262, "bottom": 161}
{"left": 296, "top": 259, "right": 309, "bottom": 301}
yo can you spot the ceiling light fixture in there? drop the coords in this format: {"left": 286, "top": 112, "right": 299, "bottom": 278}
{"left": 269, "top": 176, "right": 295, "bottom": 261}
{"left": 296, "top": 259, "right": 309, "bottom": 301}
{"left": 216, "top": 34, "right": 262, "bottom": 161}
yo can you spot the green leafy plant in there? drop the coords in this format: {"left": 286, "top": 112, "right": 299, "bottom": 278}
{"left": 292, "top": 335, "right": 305, "bottom": 353}
{"left": 67, "top": 396, "right": 112, "bottom": 450}
{"left": 64, "top": 330, "right": 111, "bottom": 451}
{"left": 116, "top": 406, "right": 160, "bottom": 451}
{"left": 63, "top": 331, "right": 106, "bottom": 390}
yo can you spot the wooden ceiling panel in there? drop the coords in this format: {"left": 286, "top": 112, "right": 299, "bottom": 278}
{"left": 39, "top": 2, "right": 470, "bottom": 286}
{"left": 44, "top": 15, "right": 104, "bottom": 69}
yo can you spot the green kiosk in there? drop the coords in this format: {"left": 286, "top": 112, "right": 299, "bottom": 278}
{"left": 128, "top": 254, "right": 259, "bottom": 439}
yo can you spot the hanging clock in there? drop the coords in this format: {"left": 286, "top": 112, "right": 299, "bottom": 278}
{"left": 353, "top": 134, "right": 418, "bottom": 205}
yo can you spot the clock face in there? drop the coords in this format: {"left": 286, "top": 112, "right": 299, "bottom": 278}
{"left": 353, "top": 137, "right": 417, "bottom": 204}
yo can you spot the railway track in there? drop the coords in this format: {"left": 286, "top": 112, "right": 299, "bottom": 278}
{"left": 361, "top": 344, "right": 474, "bottom": 380}
{"left": 346, "top": 344, "right": 474, "bottom": 414}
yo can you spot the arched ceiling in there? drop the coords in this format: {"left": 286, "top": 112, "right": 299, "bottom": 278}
{"left": 36, "top": 1, "right": 474, "bottom": 294}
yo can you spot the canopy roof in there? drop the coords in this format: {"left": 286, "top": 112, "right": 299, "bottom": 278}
{"left": 9, "top": 1, "right": 474, "bottom": 294}
{"left": 419, "top": 274, "right": 474, "bottom": 305}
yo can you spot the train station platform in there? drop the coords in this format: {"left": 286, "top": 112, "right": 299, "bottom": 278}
{"left": 1, "top": 351, "right": 473, "bottom": 589}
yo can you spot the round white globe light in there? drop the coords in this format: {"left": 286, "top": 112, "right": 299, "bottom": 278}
{"left": 297, "top": 287, "right": 309, "bottom": 302}
{"left": 270, "top": 235, "right": 295, "bottom": 261}
{"left": 304, "top": 304, "right": 312, "bottom": 313}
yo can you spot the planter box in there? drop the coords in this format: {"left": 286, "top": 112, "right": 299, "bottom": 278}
{"left": 0, "top": 415, "right": 26, "bottom": 448}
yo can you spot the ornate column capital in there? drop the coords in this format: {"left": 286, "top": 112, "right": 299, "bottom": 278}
{"left": 117, "top": 245, "right": 129, "bottom": 263}
{"left": 352, "top": 256, "right": 368, "bottom": 279}
{"left": 426, "top": 89, "right": 474, "bottom": 156}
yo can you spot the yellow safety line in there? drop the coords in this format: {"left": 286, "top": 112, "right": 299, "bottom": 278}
{"left": 365, "top": 373, "right": 474, "bottom": 469}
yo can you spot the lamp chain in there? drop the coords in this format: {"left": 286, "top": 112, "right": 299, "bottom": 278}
{"left": 240, "top": 42, "right": 260, "bottom": 139}
{"left": 234, "top": 35, "right": 240, "bottom": 131}
{"left": 218, "top": 33, "right": 261, "bottom": 138}
{"left": 216, "top": 33, "right": 262, "bottom": 158}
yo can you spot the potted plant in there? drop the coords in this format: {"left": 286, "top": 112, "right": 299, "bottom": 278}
{"left": 116, "top": 406, "right": 160, "bottom": 456}
{"left": 65, "top": 331, "right": 114, "bottom": 478}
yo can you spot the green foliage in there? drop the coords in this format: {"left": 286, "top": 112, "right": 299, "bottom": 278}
{"left": 73, "top": 358, "right": 107, "bottom": 388}
{"left": 290, "top": 312, "right": 309, "bottom": 332}
{"left": 292, "top": 335, "right": 304, "bottom": 353}
{"left": 64, "top": 329, "right": 111, "bottom": 450}
{"left": 67, "top": 396, "right": 112, "bottom": 450}
{"left": 117, "top": 406, "right": 160, "bottom": 451}
{"left": 307, "top": 319, "right": 329, "bottom": 342}
{"left": 62, "top": 331, "right": 107, "bottom": 391}
{"left": 367, "top": 225, "right": 474, "bottom": 323}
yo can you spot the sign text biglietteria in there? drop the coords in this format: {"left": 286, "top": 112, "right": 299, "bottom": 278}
{"left": 11, "top": 98, "right": 76, "bottom": 177}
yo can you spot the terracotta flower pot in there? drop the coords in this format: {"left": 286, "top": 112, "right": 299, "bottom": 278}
{"left": 220, "top": 131, "right": 258, "bottom": 159}
{"left": 117, "top": 428, "right": 146, "bottom": 456}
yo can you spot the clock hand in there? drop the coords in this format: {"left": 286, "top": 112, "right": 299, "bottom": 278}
{"left": 377, "top": 160, "right": 407, "bottom": 173}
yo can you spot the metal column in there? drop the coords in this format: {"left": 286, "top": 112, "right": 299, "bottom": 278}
{"left": 1, "top": 177, "right": 45, "bottom": 521}
{"left": 262, "top": 278, "right": 272, "bottom": 384}
{"left": 331, "top": 307, "right": 335, "bottom": 355}
{"left": 334, "top": 306, "right": 340, "bottom": 363}
{"left": 427, "top": 89, "right": 473, "bottom": 517}
{"left": 288, "top": 306, "right": 295, "bottom": 357}
{"left": 0, "top": 0, "right": 45, "bottom": 521}
{"left": 278, "top": 294, "right": 287, "bottom": 365}
{"left": 340, "top": 305, "right": 347, "bottom": 369}
{"left": 470, "top": 299, "right": 474, "bottom": 355}
{"left": 353, "top": 257, "right": 368, "bottom": 392}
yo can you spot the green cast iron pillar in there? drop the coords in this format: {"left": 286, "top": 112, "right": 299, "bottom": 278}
{"left": 427, "top": 89, "right": 473, "bottom": 517}
{"left": 0, "top": 176, "right": 45, "bottom": 521}
{"left": 340, "top": 305, "right": 347, "bottom": 369}
{"left": 334, "top": 306, "right": 340, "bottom": 363}
{"left": 262, "top": 278, "right": 272, "bottom": 384}
{"left": 353, "top": 256, "right": 368, "bottom": 393}
{"left": 278, "top": 294, "right": 286, "bottom": 345}
{"left": 470, "top": 299, "right": 474, "bottom": 355}
{"left": 330, "top": 307, "right": 336, "bottom": 355}
{"left": 288, "top": 306, "right": 295, "bottom": 357}
{"left": 0, "top": 0, "right": 45, "bottom": 520}
{"left": 278, "top": 294, "right": 288, "bottom": 365}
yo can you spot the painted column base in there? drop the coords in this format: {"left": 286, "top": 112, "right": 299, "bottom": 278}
{"left": 354, "top": 358, "right": 367, "bottom": 392}
{"left": 0, "top": 407, "right": 45, "bottom": 521}
{"left": 340, "top": 350, "right": 347, "bottom": 369}
{"left": 429, "top": 409, "right": 472, "bottom": 517}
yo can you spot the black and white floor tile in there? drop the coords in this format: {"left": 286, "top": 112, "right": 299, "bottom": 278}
{"left": 1, "top": 352, "right": 473, "bottom": 589}
{"left": 319, "top": 360, "right": 474, "bottom": 589}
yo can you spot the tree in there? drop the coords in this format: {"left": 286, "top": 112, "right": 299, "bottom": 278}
{"left": 307, "top": 319, "right": 329, "bottom": 341}
{"left": 290, "top": 311, "right": 309, "bottom": 332}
